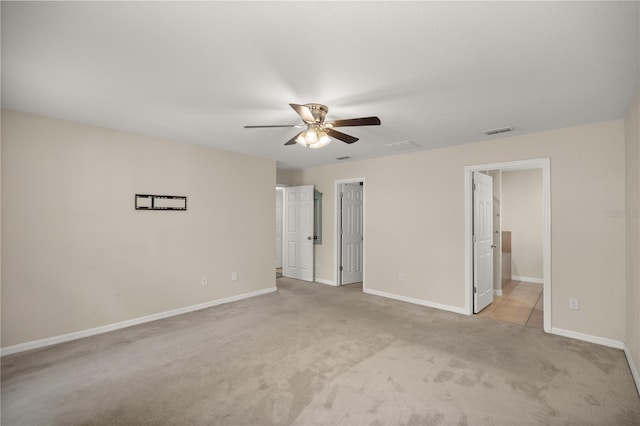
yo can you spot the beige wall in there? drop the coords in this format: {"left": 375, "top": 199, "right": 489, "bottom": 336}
{"left": 625, "top": 91, "right": 640, "bottom": 387}
{"left": 276, "top": 168, "right": 295, "bottom": 186}
{"left": 291, "top": 120, "right": 626, "bottom": 341}
{"left": 501, "top": 169, "right": 543, "bottom": 281}
{"left": 2, "top": 109, "right": 633, "bottom": 353}
{"left": 1, "top": 111, "right": 276, "bottom": 347}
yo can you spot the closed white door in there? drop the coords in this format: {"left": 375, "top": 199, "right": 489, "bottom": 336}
{"left": 341, "top": 183, "right": 363, "bottom": 285}
{"left": 275, "top": 188, "right": 283, "bottom": 268}
{"left": 283, "top": 185, "right": 314, "bottom": 282}
{"left": 474, "top": 172, "right": 494, "bottom": 313}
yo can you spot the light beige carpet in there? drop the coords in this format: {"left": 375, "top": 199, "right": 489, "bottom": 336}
{"left": 2, "top": 277, "right": 639, "bottom": 425}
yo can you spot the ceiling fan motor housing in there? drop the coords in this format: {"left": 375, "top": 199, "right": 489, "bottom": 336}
{"left": 304, "top": 103, "right": 328, "bottom": 124}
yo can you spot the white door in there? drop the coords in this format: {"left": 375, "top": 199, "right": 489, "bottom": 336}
{"left": 341, "top": 183, "right": 363, "bottom": 285}
{"left": 474, "top": 172, "right": 494, "bottom": 313}
{"left": 283, "top": 185, "right": 314, "bottom": 281}
{"left": 275, "top": 188, "right": 283, "bottom": 268}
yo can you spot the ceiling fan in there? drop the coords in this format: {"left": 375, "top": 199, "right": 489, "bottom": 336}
{"left": 244, "top": 103, "right": 381, "bottom": 149}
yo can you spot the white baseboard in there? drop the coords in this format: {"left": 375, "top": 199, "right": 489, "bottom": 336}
{"left": 493, "top": 289, "right": 503, "bottom": 296}
{"left": 624, "top": 344, "right": 640, "bottom": 397}
{"left": 364, "top": 288, "right": 467, "bottom": 315}
{"left": 314, "top": 278, "right": 338, "bottom": 286}
{"left": 512, "top": 275, "right": 543, "bottom": 284}
{"left": 1, "top": 287, "right": 278, "bottom": 357}
{"left": 550, "top": 327, "right": 624, "bottom": 349}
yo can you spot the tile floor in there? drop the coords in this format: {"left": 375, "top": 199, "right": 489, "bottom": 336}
{"left": 477, "top": 280, "right": 543, "bottom": 328}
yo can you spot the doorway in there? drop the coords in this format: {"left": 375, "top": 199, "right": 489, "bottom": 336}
{"left": 335, "top": 178, "right": 366, "bottom": 287}
{"left": 476, "top": 169, "right": 545, "bottom": 328}
{"left": 465, "top": 159, "right": 551, "bottom": 332}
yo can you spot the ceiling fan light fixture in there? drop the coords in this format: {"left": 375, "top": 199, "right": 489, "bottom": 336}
{"left": 306, "top": 129, "right": 318, "bottom": 143}
{"left": 309, "top": 130, "right": 331, "bottom": 149}
{"left": 296, "top": 128, "right": 332, "bottom": 149}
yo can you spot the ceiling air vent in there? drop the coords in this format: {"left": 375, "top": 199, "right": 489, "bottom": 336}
{"left": 335, "top": 156, "right": 351, "bottom": 161}
{"left": 384, "top": 140, "right": 422, "bottom": 151}
{"left": 484, "top": 126, "right": 513, "bottom": 136}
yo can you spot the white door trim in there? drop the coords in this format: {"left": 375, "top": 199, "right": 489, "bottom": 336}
{"left": 334, "top": 177, "right": 366, "bottom": 289}
{"left": 464, "top": 158, "right": 551, "bottom": 332}
{"left": 275, "top": 187, "right": 284, "bottom": 269}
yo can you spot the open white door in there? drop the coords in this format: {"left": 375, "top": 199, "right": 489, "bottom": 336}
{"left": 283, "top": 185, "right": 314, "bottom": 282}
{"left": 474, "top": 172, "right": 494, "bottom": 313}
{"left": 341, "top": 183, "right": 363, "bottom": 285}
{"left": 275, "top": 188, "right": 283, "bottom": 268}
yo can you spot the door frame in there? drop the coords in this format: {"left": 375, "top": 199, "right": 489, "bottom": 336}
{"left": 275, "top": 185, "right": 288, "bottom": 270}
{"left": 334, "top": 177, "right": 366, "bottom": 288}
{"left": 275, "top": 186, "right": 285, "bottom": 269}
{"left": 464, "top": 158, "right": 551, "bottom": 332}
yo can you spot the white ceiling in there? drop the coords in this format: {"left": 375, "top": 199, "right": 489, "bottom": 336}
{"left": 2, "top": 1, "right": 638, "bottom": 170}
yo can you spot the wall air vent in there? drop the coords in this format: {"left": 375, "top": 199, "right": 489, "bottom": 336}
{"left": 335, "top": 156, "right": 351, "bottom": 161}
{"left": 384, "top": 140, "right": 422, "bottom": 151}
{"left": 484, "top": 126, "right": 513, "bottom": 136}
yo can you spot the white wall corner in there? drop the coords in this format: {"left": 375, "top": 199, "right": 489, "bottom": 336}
{"left": 1, "top": 287, "right": 277, "bottom": 357}
{"left": 550, "top": 327, "right": 625, "bottom": 350}
{"left": 364, "top": 288, "right": 468, "bottom": 315}
{"left": 315, "top": 278, "right": 338, "bottom": 286}
{"left": 624, "top": 344, "right": 640, "bottom": 397}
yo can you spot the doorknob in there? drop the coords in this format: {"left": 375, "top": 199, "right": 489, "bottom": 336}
{"left": 491, "top": 244, "right": 497, "bottom": 248}
{"left": 307, "top": 236, "right": 313, "bottom": 240}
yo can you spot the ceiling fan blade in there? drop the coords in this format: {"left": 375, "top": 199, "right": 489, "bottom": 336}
{"left": 326, "top": 128, "right": 359, "bottom": 144}
{"left": 327, "top": 116, "right": 381, "bottom": 127}
{"left": 285, "top": 132, "right": 304, "bottom": 146}
{"left": 289, "top": 103, "right": 315, "bottom": 123}
{"left": 244, "top": 124, "right": 297, "bottom": 128}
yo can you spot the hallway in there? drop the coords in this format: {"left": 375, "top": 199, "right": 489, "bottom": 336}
{"left": 477, "top": 280, "right": 543, "bottom": 328}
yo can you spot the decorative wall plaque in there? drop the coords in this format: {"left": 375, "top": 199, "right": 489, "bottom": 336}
{"left": 135, "top": 194, "right": 187, "bottom": 211}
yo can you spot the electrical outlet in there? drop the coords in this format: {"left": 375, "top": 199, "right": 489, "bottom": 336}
{"left": 232, "top": 272, "right": 238, "bottom": 281}
{"left": 201, "top": 276, "right": 208, "bottom": 286}
{"left": 569, "top": 298, "right": 579, "bottom": 310}
{"left": 399, "top": 272, "right": 405, "bottom": 281}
